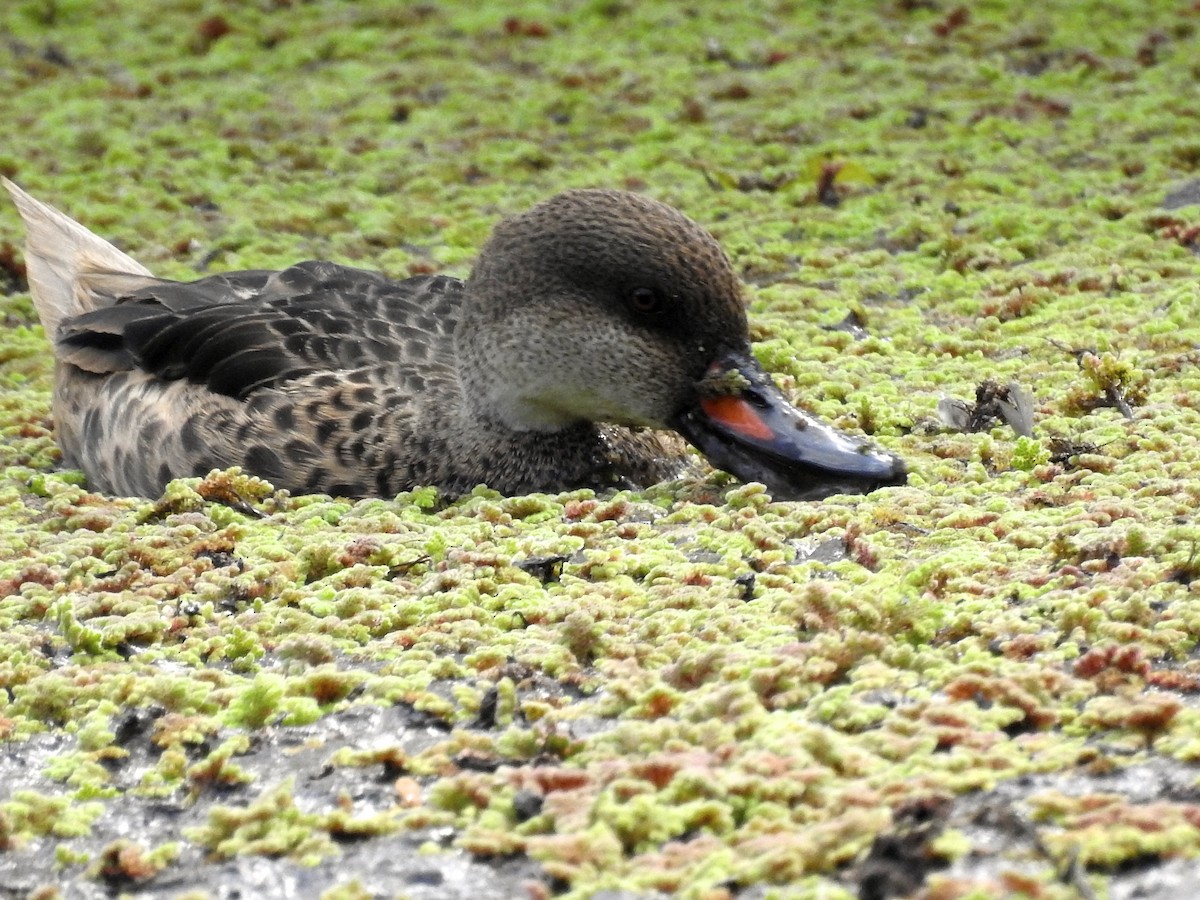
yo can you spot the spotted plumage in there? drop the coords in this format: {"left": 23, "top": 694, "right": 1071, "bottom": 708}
{"left": 5, "top": 180, "right": 906, "bottom": 500}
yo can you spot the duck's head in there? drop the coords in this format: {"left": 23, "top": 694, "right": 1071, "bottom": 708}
{"left": 458, "top": 189, "right": 906, "bottom": 500}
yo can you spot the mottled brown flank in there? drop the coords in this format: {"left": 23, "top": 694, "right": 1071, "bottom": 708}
{"left": 47, "top": 191, "right": 744, "bottom": 497}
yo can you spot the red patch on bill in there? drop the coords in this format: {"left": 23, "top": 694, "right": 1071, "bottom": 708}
{"left": 700, "top": 396, "right": 773, "bottom": 441}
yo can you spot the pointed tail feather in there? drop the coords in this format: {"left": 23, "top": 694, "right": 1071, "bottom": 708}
{"left": 2, "top": 177, "right": 152, "bottom": 339}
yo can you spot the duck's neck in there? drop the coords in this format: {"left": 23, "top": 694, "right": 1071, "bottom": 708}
{"left": 438, "top": 406, "right": 617, "bottom": 495}
{"left": 457, "top": 365, "right": 582, "bottom": 432}
{"left": 453, "top": 289, "right": 586, "bottom": 434}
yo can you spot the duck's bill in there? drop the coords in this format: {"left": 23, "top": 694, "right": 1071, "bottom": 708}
{"left": 674, "top": 351, "right": 907, "bottom": 501}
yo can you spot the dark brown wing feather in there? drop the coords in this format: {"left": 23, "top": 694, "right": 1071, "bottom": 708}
{"left": 55, "top": 261, "right": 464, "bottom": 399}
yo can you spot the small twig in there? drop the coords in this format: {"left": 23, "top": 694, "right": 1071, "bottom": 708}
{"left": 1105, "top": 385, "right": 1134, "bottom": 420}
{"left": 1011, "top": 812, "right": 1098, "bottom": 900}
{"left": 387, "top": 554, "right": 431, "bottom": 579}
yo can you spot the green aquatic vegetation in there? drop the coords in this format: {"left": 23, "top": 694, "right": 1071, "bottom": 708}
{"left": 3, "top": 0, "right": 1200, "bottom": 896}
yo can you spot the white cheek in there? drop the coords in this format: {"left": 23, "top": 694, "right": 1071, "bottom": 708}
{"left": 485, "top": 317, "right": 677, "bottom": 430}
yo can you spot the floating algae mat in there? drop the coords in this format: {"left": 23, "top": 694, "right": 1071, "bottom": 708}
{"left": 2, "top": 1, "right": 1200, "bottom": 897}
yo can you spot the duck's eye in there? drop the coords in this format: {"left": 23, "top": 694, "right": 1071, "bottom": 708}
{"left": 626, "top": 287, "right": 664, "bottom": 315}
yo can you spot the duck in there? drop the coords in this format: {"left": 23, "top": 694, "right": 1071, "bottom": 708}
{"left": 3, "top": 178, "right": 906, "bottom": 501}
